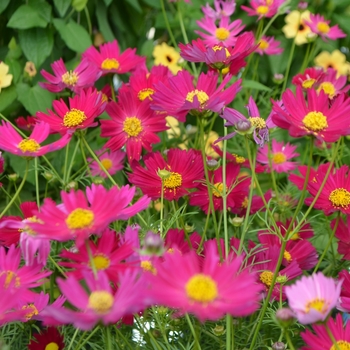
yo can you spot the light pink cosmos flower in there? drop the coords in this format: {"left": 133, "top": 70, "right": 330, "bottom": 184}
{"left": 285, "top": 273, "right": 342, "bottom": 324}
{"left": 0, "top": 121, "right": 71, "bottom": 158}
{"left": 146, "top": 244, "right": 262, "bottom": 322}
{"left": 241, "top": 0, "right": 286, "bottom": 20}
{"left": 304, "top": 13, "right": 346, "bottom": 41}
{"left": 202, "top": 0, "right": 236, "bottom": 20}
{"left": 39, "top": 58, "right": 101, "bottom": 94}
{"left": 256, "top": 35, "right": 283, "bottom": 56}
{"left": 257, "top": 139, "right": 299, "bottom": 173}
{"left": 195, "top": 16, "right": 245, "bottom": 47}
{"left": 28, "top": 184, "right": 150, "bottom": 247}
{"left": 45, "top": 270, "right": 146, "bottom": 330}
{"left": 87, "top": 149, "right": 125, "bottom": 178}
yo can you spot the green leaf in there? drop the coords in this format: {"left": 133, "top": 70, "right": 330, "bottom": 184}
{"left": 124, "top": 0, "right": 142, "bottom": 13}
{"left": 53, "top": 0, "right": 71, "bottom": 17}
{"left": 332, "top": 14, "right": 350, "bottom": 35}
{"left": 96, "top": 2, "right": 114, "bottom": 42}
{"left": 16, "top": 83, "right": 55, "bottom": 115}
{"left": 242, "top": 80, "right": 272, "bottom": 92}
{"left": 19, "top": 28, "right": 54, "bottom": 68}
{"left": 4, "top": 58, "right": 22, "bottom": 84}
{"left": 0, "top": 86, "right": 17, "bottom": 113}
{"left": 103, "top": 0, "right": 113, "bottom": 6}
{"left": 29, "top": 0, "right": 52, "bottom": 23}
{"left": 72, "top": 0, "right": 88, "bottom": 11}
{"left": 0, "top": 0, "right": 10, "bottom": 14}
{"left": 141, "top": 0, "right": 161, "bottom": 8}
{"left": 53, "top": 19, "right": 92, "bottom": 53}
{"left": 7, "top": 5, "right": 48, "bottom": 29}
{"left": 6, "top": 37, "right": 22, "bottom": 60}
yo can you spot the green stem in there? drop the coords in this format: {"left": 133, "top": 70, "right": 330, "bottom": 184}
{"left": 85, "top": 239, "right": 97, "bottom": 279}
{"left": 160, "top": 0, "right": 177, "bottom": 48}
{"left": 67, "top": 328, "right": 80, "bottom": 350}
{"left": 65, "top": 137, "right": 81, "bottom": 184}
{"left": 160, "top": 180, "right": 165, "bottom": 236}
{"left": 105, "top": 326, "right": 112, "bottom": 350}
{"left": 185, "top": 314, "right": 201, "bottom": 350}
{"left": 84, "top": 6, "right": 92, "bottom": 35}
{"left": 114, "top": 326, "right": 134, "bottom": 350}
{"left": 48, "top": 254, "right": 67, "bottom": 277}
{"left": 285, "top": 330, "right": 296, "bottom": 350}
{"left": 63, "top": 138, "right": 71, "bottom": 184}
{"left": 34, "top": 158, "right": 40, "bottom": 208}
{"left": 74, "top": 327, "right": 100, "bottom": 350}
{"left": 325, "top": 323, "right": 341, "bottom": 350}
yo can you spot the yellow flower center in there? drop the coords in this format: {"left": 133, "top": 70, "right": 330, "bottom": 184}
{"left": 305, "top": 298, "right": 327, "bottom": 313}
{"left": 22, "top": 216, "right": 42, "bottom": 236}
{"left": 212, "top": 46, "right": 231, "bottom": 57}
{"left": 329, "top": 188, "right": 350, "bottom": 209}
{"left": 283, "top": 250, "right": 292, "bottom": 263}
{"left": 141, "top": 260, "right": 157, "bottom": 274}
{"left": 249, "top": 117, "right": 266, "bottom": 130}
{"left": 257, "top": 5, "right": 269, "bottom": 15}
{"left": 259, "top": 270, "right": 274, "bottom": 287}
{"left": 233, "top": 154, "right": 245, "bottom": 164}
{"left": 273, "top": 152, "right": 287, "bottom": 164}
{"left": 212, "top": 182, "right": 227, "bottom": 198}
{"left": 317, "top": 22, "right": 330, "bottom": 34}
{"left": 215, "top": 27, "right": 230, "bottom": 41}
{"left": 22, "top": 303, "right": 39, "bottom": 320}
{"left": 63, "top": 108, "right": 87, "bottom": 128}
{"left": 0, "top": 271, "right": 20, "bottom": 288}
{"left": 302, "top": 111, "right": 328, "bottom": 132}
{"left": 66, "top": 208, "right": 94, "bottom": 230}
{"left": 91, "top": 254, "right": 111, "bottom": 270}
{"left": 123, "top": 117, "right": 143, "bottom": 137}
{"left": 290, "top": 232, "right": 300, "bottom": 240}
{"left": 18, "top": 139, "right": 41, "bottom": 153}
{"left": 45, "top": 343, "right": 59, "bottom": 350}
{"left": 241, "top": 196, "right": 249, "bottom": 209}
{"left": 302, "top": 78, "right": 316, "bottom": 89}
{"left": 137, "top": 88, "right": 155, "bottom": 101}
{"left": 88, "top": 291, "right": 114, "bottom": 314}
{"left": 330, "top": 341, "right": 350, "bottom": 350}
{"left": 100, "top": 158, "right": 113, "bottom": 171}
{"left": 101, "top": 58, "right": 120, "bottom": 70}
{"left": 259, "top": 39, "right": 269, "bottom": 50}
{"left": 62, "top": 71, "right": 78, "bottom": 86}
{"left": 185, "top": 274, "right": 218, "bottom": 303}
{"left": 318, "top": 82, "right": 336, "bottom": 98}
{"left": 163, "top": 172, "right": 182, "bottom": 189}
{"left": 186, "top": 89, "right": 209, "bottom": 106}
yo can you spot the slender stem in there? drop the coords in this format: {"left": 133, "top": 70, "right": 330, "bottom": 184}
{"left": 66, "top": 138, "right": 81, "bottom": 184}
{"left": 284, "top": 330, "right": 296, "bottom": 350}
{"left": 105, "top": 326, "right": 112, "bottom": 350}
{"left": 185, "top": 314, "right": 201, "bottom": 350}
{"left": 63, "top": 138, "right": 71, "bottom": 184}
{"left": 34, "top": 158, "right": 40, "bottom": 208}
{"left": 67, "top": 328, "right": 80, "bottom": 350}
{"left": 160, "top": 180, "right": 165, "bottom": 236}
{"left": 84, "top": 6, "right": 92, "bottom": 35}
{"left": 114, "top": 326, "right": 134, "bottom": 350}
{"left": 85, "top": 239, "right": 98, "bottom": 279}
{"left": 160, "top": 0, "right": 177, "bottom": 48}
{"left": 48, "top": 254, "right": 67, "bottom": 277}
{"left": 74, "top": 327, "right": 100, "bottom": 350}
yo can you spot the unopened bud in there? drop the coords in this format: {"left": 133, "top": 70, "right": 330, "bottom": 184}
{"left": 273, "top": 73, "right": 284, "bottom": 84}
{"left": 142, "top": 231, "right": 164, "bottom": 255}
{"left": 157, "top": 168, "right": 171, "bottom": 180}
{"left": 206, "top": 158, "right": 219, "bottom": 170}
{"left": 272, "top": 342, "right": 286, "bottom": 350}
{"left": 92, "top": 176, "right": 104, "bottom": 184}
{"left": 275, "top": 308, "right": 295, "bottom": 328}
{"left": 65, "top": 181, "right": 77, "bottom": 190}
{"left": 230, "top": 216, "right": 244, "bottom": 227}
{"left": 8, "top": 173, "right": 18, "bottom": 181}
{"left": 42, "top": 171, "right": 53, "bottom": 181}
{"left": 24, "top": 61, "right": 37, "bottom": 78}
{"left": 297, "top": 1, "right": 308, "bottom": 10}
{"left": 184, "top": 223, "right": 195, "bottom": 233}
{"left": 236, "top": 120, "right": 252, "bottom": 133}
{"left": 212, "top": 325, "right": 225, "bottom": 336}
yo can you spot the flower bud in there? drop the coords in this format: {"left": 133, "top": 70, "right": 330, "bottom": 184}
{"left": 275, "top": 307, "right": 295, "bottom": 328}
{"left": 236, "top": 120, "right": 252, "bottom": 133}
{"left": 157, "top": 168, "right": 171, "bottom": 180}
{"left": 24, "top": 61, "right": 37, "bottom": 78}
{"left": 212, "top": 325, "right": 225, "bottom": 336}
{"left": 206, "top": 158, "right": 220, "bottom": 170}
{"left": 184, "top": 223, "right": 195, "bottom": 233}
{"left": 142, "top": 231, "right": 164, "bottom": 255}
{"left": 272, "top": 342, "right": 286, "bottom": 350}
{"left": 42, "top": 171, "right": 54, "bottom": 181}
{"left": 92, "top": 176, "right": 104, "bottom": 184}
{"left": 65, "top": 181, "right": 77, "bottom": 190}
{"left": 230, "top": 216, "right": 244, "bottom": 227}
{"left": 8, "top": 173, "right": 18, "bottom": 181}
{"left": 273, "top": 73, "right": 284, "bottom": 84}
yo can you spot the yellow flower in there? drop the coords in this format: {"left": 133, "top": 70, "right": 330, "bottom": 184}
{"left": 0, "top": 62, "right": 13, "bottom": 92}
{"left": 153, "top": 42, "right": 182, "bottom": 75}
{"left": 314, "top": 50, "right": 350, "bottom": 77}
{"left": 24, "top": 61, "right": 37, "bottom": 77}
{"left": 205, "top": 131, "right": 221, "bottom": 159}
{"left": 282, "top": 10, "right": 314, "bottom": 45}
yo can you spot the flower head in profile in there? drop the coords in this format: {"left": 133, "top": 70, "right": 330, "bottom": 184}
{"left": 282, "top": 10, "right": 313, "bottom": 45}
{"left": 0, "top": 62, "right": 13, "bottom": 92}
{"left": 36, "top": 88, "right": 106, "bottom": 135}
{"left": 87, "top": 149, "right": 125, "bottom": 178}
{"left": 0, "top": 121, "right": 71, "bottom": 158}
{"left": 256, "top": 36, "right": 283, "bottom": 56}
{"left": 28, "top": 327, "right": 65, "bottom": 350}
{"left": 314, "top": 50, "right": 350, "bottom": 77}
{"left": 83, "top": 40, "right": 145, "bottom": 76}
{"left": 153, "top": 43, "right": 182, "bottom": 75}
{"left": 285, "top": 273, "right": 342, "bottom": 324}
{"left": 242, "top": 0, "right": 286, "bottom": 20}
{"left": 292, "top": 67, "right": 325, "bottom": 90}
{"left": 147, "top": 246, "right": 262, "bottom": 321}
{"left": 202, "top": 0, "right": 236, "bottom": 20}
{"left": 304, "top": 13, "right": 346, "bottom": 41}
{"left": 257, "top": 139, "right": 299, "bottom": 173}
{"left": 39, "top": 58, "right": 101, "bottom": 93}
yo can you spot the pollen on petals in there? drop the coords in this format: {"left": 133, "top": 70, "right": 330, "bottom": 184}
{"left": 329, "top": 188, "right": 350, "bottom": 209}
{"left": 284, "top": 250, "right": 292, "bottom": 263}
{"left": 63, "top": 109, "right": 87, "bottom": 127}
{"left": 61, "top": 71, "right": 78, "bottom": 86}
{"left": 66, "top": 208, "right": 94, "bottom": 230}
{"left": 318, "top": 82, "right": 336, "bottom": 98}
{"left": 330, "top": 341, "right": 350, "bottom": 350}
{"left": 212, "top": 182, "right": 226, "bottom": 198}
{"left": 302, "top": 111, "right": 328, "bottom": 132}
{"left": 249, "top": 117, "right": 266, "bottom": 130}
{"left": 18, "top": 139, "right": 41, "bottom": 153}
{"left": 88, "top": 291, "right": 114, "bottom": 314}
{"left": 258, "top": 39, "right": 269, "bottom": 50}
{"left": 302, "top": 78, "right": 316, "bottom": 89}
{"left": 123, "top": 117, "right": 143, "bottom": 137}
{"left": 185, "top": 274, "right": 218, "bottom": 303}
{"left": 138, "top": 88, "right": 155, "bottom": 101}
{"left": 260, "top": 270, "right": 273, "bottom": 287}
{"left": 163, "top": 172, "right": 182, "bottom": 190}
{"left": 305, "top": 298, "right": 328, "bottom": 313}
{"left": 101, "top": 58, "right": 120, "bottom": 70}
{"left": 45, "top": 342, "right": 60, "bottom": 350}
{"left": 22, "top": 303, "right": 39, "bottom": 320}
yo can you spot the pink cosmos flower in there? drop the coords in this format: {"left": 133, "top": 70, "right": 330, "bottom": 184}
{"left": 189, "top": 162, "right": 250, "bottom": 213}
{"left": 202, "top": 0, "right": 236, "bottom": 20}
{"left": 256, "top": 139, "right": 299, "bottom": 173}
{"left": 0, "top": 121, "right": 71, "bottom": 157}
{"left": 128, "top": 148, "right": 204, "bottom": 201}
{"left": 147, "top": 245, "right": 262, "bottom": 321}
{"left": 36, "top": 88, "right": 106, "bottom": 135}
{"left": 28, "top": 184, "right": 150, "bottom": 247}
{"left": 45, "top": 270, "right": 146, "bottom": 330}
{"left": 152, "top": 70, "right": 242, "bottom": 121}
{"left": 87, "top": 149, "right": 125, "bottom": 178}
{"left": 101, "top": 89, "right": 168, "bottom": 161}
{"left": 15, "top": 116, "right": 37, "bottom": 131}
{"left": 304, "top": 13, "right": 346, "bottom": 41}
{"left": 272, "top": 86, "right": 350, "bottom": 142}
{"left": 256, "top": 35, "right": 283, "bottom": 56}
{"left": 334, "top": 216, "right": 350, "bottom": 260}
{"left": 285, "top": 272, "right": 342, "bottom": 324}
{"left": 83, "top": 40, "right": 145, "bottom": 76}
{"left": 316, "top": 68, "right": 350, "bottom": 99}
{"left": 164, "top": 229, "right": 201, "bottom": 254}
{"left": 28, "top": 327, "right": 65, "bottom": 350}
{"left": 300, "top": 313, "right": 350, "bottom": 350}
{"left": 39, "top": 58, "right": 101, "bottom": 93}
{"left": 292, "top": 67, "right": 325, "bottom": 90}
{"left": 195, "top": 15, "right": 245, "bottom": 47}
{"left": 241, "top": 0, "right": 286, "bottom": 19}
{"left": 339, "top": 269, "right": 350, "bottom": 312}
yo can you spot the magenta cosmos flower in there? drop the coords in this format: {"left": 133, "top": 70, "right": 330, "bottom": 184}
{"left": 87, "top": 149, "right": 125, "bottom": 178}
{"left": 241, "top": 0, "right": 286, "bottom": 19}
{"left": 272, "top": 86, "right": 350, "bottom": 142}
{"left": 147, "top": 246, "right": 262, "bottom": 321}
{"left": 0, "top": 121, "right": 71, "bottom": 157}
{"left": 300, "top": 313, "right": 350, "bottom": 350}
{"left": 285, "top": 273, "right": 342, "bottom": 324}
{"left": 28, "top": 184, "right": 150, "bottom": 247}
{"left": 256, "top": 35, "right": 283, "bottom": 56}
{"left": 195, "top": 15, "right": 245, "bottom": 47}
{"left": 189, "top": 162, "right": 250, "bottom": 214}
{"left": 292, "top": 67, "right": 325, "bottom": 90}
{"left": 46, "top": 270, "right": 146, "bottom": 330}
{"left": 128, "top": 148, "right": 204, "bottom": 201}
{"left": 39, "top": 58, "right": 101, "bottom": 93}
{"left": 100, "top": 89, "right": 168, "bottom": 161}
{"left": 334, "top": 215, "right": 350, "bottom": 260}
{"left": 83, "top": 40, "right": 145, "bottom": 76}
{"left": 36, "top": 88, "right": 106, "bottom": 135}
{"left": 256, "top": 139, "right": 299, "bottom": 173}
{"left": 304, "top": 13, "right": 346, "bottom": 41}
{"left": 202, "top": 0, "right": 236, "bottom": 20}
{"left": 152, "top": 70, "right": 242, "bottom": 121}
{"left": 28, "top": 327, "right": 65, "bottom": 350}
{"left": 316, "top": 68, "right": 350, "bottom": 99}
